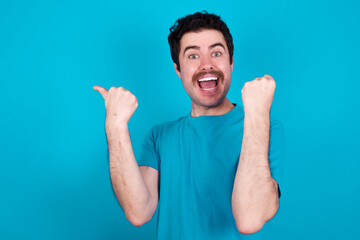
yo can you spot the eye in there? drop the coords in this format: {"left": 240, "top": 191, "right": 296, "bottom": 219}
{"left": 212, "top": 51, "right": 222, "bottom": 57}
{"left": 189, "top": 54, "right": 199, "bottom": 59}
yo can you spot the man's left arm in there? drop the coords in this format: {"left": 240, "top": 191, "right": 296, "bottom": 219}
{"left": 232, "top": 75, "right": 280, "bottom": 235}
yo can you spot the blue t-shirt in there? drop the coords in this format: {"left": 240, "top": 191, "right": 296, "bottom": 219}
{"left": 138, "top": 104, "right": 284, "bottom": 239}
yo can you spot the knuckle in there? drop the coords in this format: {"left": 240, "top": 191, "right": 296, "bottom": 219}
{"left": 126, "top": 92, "right": 133, "bottom": 98}
{"left": 131, "top": 94, "right": 137, "bottom": 103}
{"left": 109, "top": 86, "right": 119, "bottom": 93}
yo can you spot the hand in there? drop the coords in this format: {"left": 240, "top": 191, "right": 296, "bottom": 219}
{"left": 241, "top": 74, "right": 276, "bottom": 115}
{"left": 93, "top": 86, "right": 138, "bottom": 130}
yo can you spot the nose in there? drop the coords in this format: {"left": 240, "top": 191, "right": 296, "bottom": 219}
{"left": 200, "top": 55, "right": 213, "bottom": 71}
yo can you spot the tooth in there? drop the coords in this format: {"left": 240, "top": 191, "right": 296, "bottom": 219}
{"left": 203, "top": 87, "right": 216, "bottom": 90}
{"left": 199, "top": 77, "right": 218, "bottom": 82}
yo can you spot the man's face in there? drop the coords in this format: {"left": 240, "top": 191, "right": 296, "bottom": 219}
{"left": 175, "top": 29, "right": 233, "bottom": 110}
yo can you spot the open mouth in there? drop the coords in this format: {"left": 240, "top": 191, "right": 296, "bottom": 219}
{"left": 198, "top": 76, "right": 219, "bottom": 91}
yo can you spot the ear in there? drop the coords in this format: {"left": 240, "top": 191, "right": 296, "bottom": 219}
{"left": 230, "top": 57, "right": 234, "bottom": 72}
{"left": 174, "top": 62, "right": 181, "bottom": 79}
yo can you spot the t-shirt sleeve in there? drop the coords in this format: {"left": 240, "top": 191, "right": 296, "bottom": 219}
{"left": 137, "top": 126, "right": 161, "bottom": 171}
{"left": 268, "top": 118, "right": 285, "bottom": 198}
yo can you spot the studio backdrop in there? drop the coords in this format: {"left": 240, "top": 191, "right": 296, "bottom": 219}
{"left": 1, "top": 0, "right": 359, "bottom": 239}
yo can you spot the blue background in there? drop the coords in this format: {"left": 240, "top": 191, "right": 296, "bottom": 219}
{"left": 1, "top": 0, "right": 359, "bottom": 239}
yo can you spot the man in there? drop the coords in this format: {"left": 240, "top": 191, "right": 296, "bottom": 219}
{"left": 94, "top": 11, "right": 284, "bottom": 239}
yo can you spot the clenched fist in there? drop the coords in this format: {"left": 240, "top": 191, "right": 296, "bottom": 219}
{"left": 241, "top": 74, "right": 276, "bottom": 115}
{"left": 93, "top": 86, "right": 138, "bottom": 130}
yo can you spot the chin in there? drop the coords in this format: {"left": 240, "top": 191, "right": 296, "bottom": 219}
{"left": 197, "top": 97, "right": 226, "bottom": 108}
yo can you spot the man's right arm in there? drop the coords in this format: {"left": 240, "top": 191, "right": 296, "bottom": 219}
{"left": 94, "top": 86, "right": 159, "bottom": 227}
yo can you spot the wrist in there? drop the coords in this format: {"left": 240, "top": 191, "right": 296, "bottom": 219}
{"left": 105, "top": 121, "right": 129, "bottom": 136}
{"left": 244, "top": 109, "right": 270, "bottom": 119}
{"left": 243, "top": 111, "right": 270, "bottom": 132}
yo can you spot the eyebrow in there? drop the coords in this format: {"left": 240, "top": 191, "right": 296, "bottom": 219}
{"left": 183, "top": 45, "right": 200, "bottom": 56}
{"left": 209, "top": 42, "right": 226, "bottom": 50}
{"left": 182, "top": 42, "right": 226, "bottom": 56}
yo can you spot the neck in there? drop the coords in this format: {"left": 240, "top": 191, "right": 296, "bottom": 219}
{"left": 191, "top": 98, "right": 234, "bottom": 117}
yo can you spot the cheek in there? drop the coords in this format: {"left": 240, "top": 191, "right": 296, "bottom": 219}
{"left": 182, "top": 68, "right": 195, "bottom": 81}
{"left": 221, "top": 64, "right": 233, "bottom": 76}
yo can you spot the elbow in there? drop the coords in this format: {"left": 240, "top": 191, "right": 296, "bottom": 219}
{"left": 128, "top": 218, "right": 149, "bottom": 227}
{"left": 122, "top": 195, "right": 156, "bottom": 227}
{"left": 234, "top": 204, "right": 279, "bottom": 235}
{"left": 126, "top": 212, "right": 152, "bottom": 227}
{"left": 121, "top": 205, "right": 151, "bottom": 227}
{"left": 124, "top": 203, "right": 155, "bottom": 227}
{"left": 235, "top": 218, "right": 265, "bottom": 235}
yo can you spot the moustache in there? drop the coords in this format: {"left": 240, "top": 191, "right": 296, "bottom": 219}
{"left": 192, "top": 70, "right": 224, "bottom": 86}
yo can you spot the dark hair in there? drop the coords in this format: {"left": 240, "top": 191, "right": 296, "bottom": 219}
{"left": 168, "top": 11, "right": 234, "bottom": 71}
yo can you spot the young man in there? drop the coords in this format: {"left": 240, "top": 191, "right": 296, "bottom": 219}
{"left": 94, "top": 11, "right": 284, "bottom": 239}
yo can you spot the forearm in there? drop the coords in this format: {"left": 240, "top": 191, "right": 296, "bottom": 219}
{"left": 231, "top": 113, "right": 279, "bottom": 234}
{"left": 106, "top": 125, "right": 153, "bottom": 225}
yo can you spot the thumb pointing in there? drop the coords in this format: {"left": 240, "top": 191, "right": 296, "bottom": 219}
{"left": 93, "top": 86, "right": 108, "bottom": 99}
